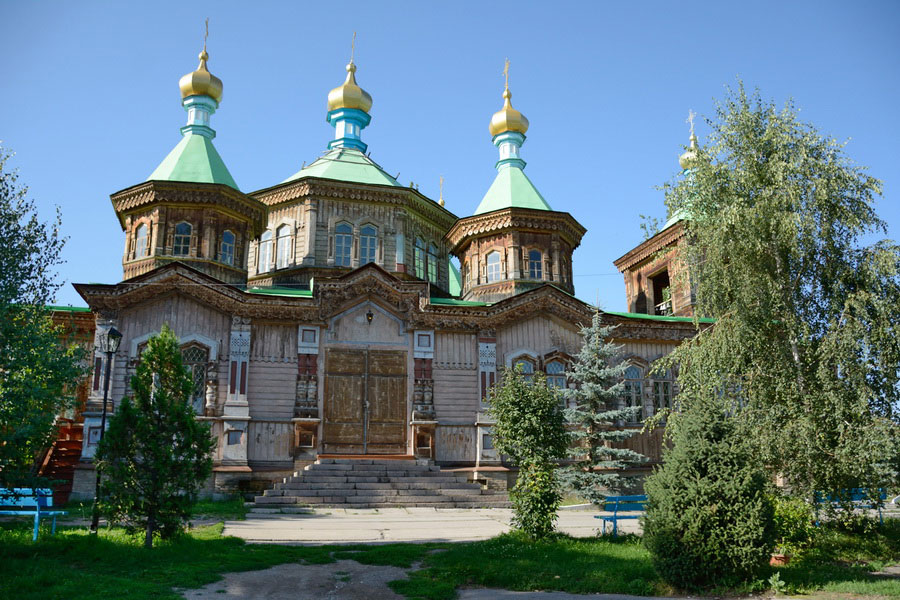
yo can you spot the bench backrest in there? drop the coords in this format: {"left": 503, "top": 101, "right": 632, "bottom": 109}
{"left": 815, "top": 488, "right": 886, "bottom": 504}
{"left": 0, "top": 488, "right": 54, "bottom": 509}
{"left": 603, "top": 494, "right": 647, "bottom": 513}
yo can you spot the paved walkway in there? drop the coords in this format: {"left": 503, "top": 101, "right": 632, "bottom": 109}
{"left": 224, "top": 506, "right": 641, "bottom": 544}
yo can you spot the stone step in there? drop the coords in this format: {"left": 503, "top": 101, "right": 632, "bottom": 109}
{"left": 278, "top": 481, "right": 482, "bottom": 491}
{"left": 308, "top": 463, "right": 438, "bottom": 473}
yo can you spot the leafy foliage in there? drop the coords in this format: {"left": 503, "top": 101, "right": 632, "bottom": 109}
{"left": 660, "top": 82, "right": 899, "bottom": 501}
{"left": 0, "top": 145, "right": 83, "bottom": 488}
{"left": 643, "top": 397, "right": 776, "bottom": 589}
{"left": 487, "top": 367, "right": 568, "bottom": 539}
{"left": 96, "top": 325, "right": 215, "bottom": 548}
{"left": 772, "top": 494, "right": 815, "bottom": 555}
{"left": 559, "top": 312, "right": 646, "bottom": 505}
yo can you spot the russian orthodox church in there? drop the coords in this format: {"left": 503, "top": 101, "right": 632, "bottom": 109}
{"left": 69, "top": 41, "right": 704, "bottom": 498}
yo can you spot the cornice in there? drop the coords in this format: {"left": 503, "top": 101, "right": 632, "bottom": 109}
{"left": 445, "top": 207, "right": 587, "bottom": 253}
{"left": 110, "top": 181, "right": 267, "bottom": 236}
{"left": 250, "top": 177, "right": 458, "bottom": 231}
{"left": 613, "top": 221, "right": 685, "bottom": 272}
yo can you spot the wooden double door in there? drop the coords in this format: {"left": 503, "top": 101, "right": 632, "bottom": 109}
{"left": 323, "top": 348, "right": 408, "bottom": 454}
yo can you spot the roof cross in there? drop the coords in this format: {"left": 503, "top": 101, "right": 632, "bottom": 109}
{"left": 350, "top": 31, "right": 356, "bottom": 64}
{"left": 503, "top": 58, "right": 510, "bottom": 90}
{"left": 439, "top": 175, "right": 445, "bottom": 206}
{"left": 687, "top": 109, "right": 696, "bottom": 136}
{"left": 203, "top": 18, "right": 209, "bottom": 52}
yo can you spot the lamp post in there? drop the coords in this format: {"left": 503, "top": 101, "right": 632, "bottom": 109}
{"left": 89, "top": 326, "right": 122, "bottom": 535}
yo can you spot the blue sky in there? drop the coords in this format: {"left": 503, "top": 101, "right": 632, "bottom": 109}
{"left": 2, "top": 1, "right": 898, "bottom": 310}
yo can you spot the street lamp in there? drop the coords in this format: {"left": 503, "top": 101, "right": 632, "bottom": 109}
{"left": 89, "top": 326, "right": 122, "bottom": 535}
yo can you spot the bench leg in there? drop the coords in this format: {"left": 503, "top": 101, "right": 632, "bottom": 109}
{"left": 33, "top": 513, "right": 39, "bottom": 542}
{"left": 612, "top": 520, "right": 618, "bottom": 537}
{"left": 51, "top": 515, "right": 57, "bottom": 535}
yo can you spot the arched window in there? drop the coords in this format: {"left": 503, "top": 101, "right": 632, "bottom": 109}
{"left": 360, "top": 225, "right": 377, "bottom": 265}
{"left": 653, "top": 368, "right": 674, "bottom": 412}
{"left": 427, "top": 243, "right": 438, "bottom": 283}
{"left": 220, "top": 230, "right": 235, "bottom": 265}
{"left": 173, "top": 222, "right": 191, "bottom": 256}
{"left": 528, "top": 249, "right": 543, "bottom": 280}
{"left": 624, "top": 365, "right": 644, "bottom": 419}
{"left": 513, "top": 356, "right": 535, "bottom": 382}
{"left": 258, "top": 230, "right": 272, "bottom": 272}
{"left": 134, "top": 223, "right": 149, "bottom": 259}
{"left": 486, "top": 251, "right": 501, "bottom": 283}
{"left": 276, "top": 225, "right": 292, "bottom": 269}
{"left": 335, "top": 222, "right": 352, "bottom": 267}
{"left": 414, "top": 237, "right": 426, "bottom": 279}
{"left": 181, "top": 344, "right": 210, "bottom": 414}
{"left": 545, "top": 360, "right": 566, "bottom": 389}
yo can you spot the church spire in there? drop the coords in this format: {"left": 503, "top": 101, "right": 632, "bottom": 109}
{"left": 326, "top": 32, "right": 373, "bottom": 152}
{"left": 177, "top": 19, "right": 223, "bottom": 140}
{"left": 488, "top": 59, "right": 530, "bottom": 171}
{"left": 679, "top": 109, "right": 700, "bottom": 171}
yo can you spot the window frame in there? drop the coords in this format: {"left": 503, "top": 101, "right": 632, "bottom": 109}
{"left": 173, "top": 222, "right": 192, "bottom": 257}
{"left": 527, "top": 249, "right": 543, "bottom": 280}
{"left": 359, "top": 224, "right": 377, "bottom": 265}
{"left": 427, "top": 243, "right": 439, "bottom": 283}
{"left": 258, "top": 230, "right": 273, "bottom": 273}
{"left": 220, "top": 230, "right": 235, "bottom": 266}
{"left": 134, "top": 223, "right": 149, "bottom": 259}
{"left": 414, "top": 237, "right": 426, "bottom": 279}
{"left": 334, "top": 222, "right": 353, "bottom": 267}
{"left": 276, "top": 224, "right": 292, "bottom": 269}
{"left": 486, "top": 251, "right": 501, "bottom": 283}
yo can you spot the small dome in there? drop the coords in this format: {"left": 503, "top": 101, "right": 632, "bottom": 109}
{"left": 327, "top": 62, "right": 373, "bottom": 113}
{"left": 679, "top": 132, "right": 700, "bottom": 169}
{"left": 489, "top": 88, "right": 529, "bottom": 137}
{"left": 179, "top": 50, "right": 223, "bottom": 103}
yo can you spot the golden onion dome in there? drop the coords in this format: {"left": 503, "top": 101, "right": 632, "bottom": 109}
{"left": 679, "top": 132, "right": 700, "bottom": 169}
{"left": 327, "top": 61, "right": 373, "bottom": 113}
{"left": 489, "top": 87, "right": 529, "bottom": 137}
{"left": 179, "top": 49, "right": 223, "bottom": 103}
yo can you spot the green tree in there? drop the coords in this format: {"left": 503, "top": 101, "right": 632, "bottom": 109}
{"left": 0, "top": 146, "right": 83, "bottom": 489}
{"left": 487, "top": 367, "right": 569, "bottom": 539}
{"left": 661, "top": 83, "right": 899, "bottom": 502}
{"left": 643, "top": 397, "right": 775, "bottom": 589}
{"left": 96, "top": 325, "right": 215, "bottom": 547}
{"left": 559, "top": 311, "right": 646, "bottom": 505}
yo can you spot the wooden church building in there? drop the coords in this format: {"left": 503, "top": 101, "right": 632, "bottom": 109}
{"left": 70, "top": 44, "right": 704, "bottom": 498}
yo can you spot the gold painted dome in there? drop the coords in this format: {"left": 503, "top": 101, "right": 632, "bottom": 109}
{"left": 679, "top": 132, "right": 700, "bottom": 169}
{"left": 179, "top": 49, "right": 223, "bottom": 103}
{"left": 327, "top": 61, "right": 373, "bottom": 113}
{"left": 489, "top": 88, "right": 529, "bottom": 137}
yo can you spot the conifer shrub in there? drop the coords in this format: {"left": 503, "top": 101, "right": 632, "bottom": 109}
{"left": 642, "top": 399, "right": 775, "bottom": 589}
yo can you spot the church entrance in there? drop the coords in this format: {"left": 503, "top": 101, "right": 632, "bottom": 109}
{"left": 323, "top": 348, "right": 408, "bottom": 455}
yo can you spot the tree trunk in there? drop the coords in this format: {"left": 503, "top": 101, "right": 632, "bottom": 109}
{"left": 145, "top": 511, "right": 154, "bottom": 548}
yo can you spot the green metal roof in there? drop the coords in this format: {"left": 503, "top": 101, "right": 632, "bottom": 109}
{"left": 283, "top": 148, "right": 402, "bottom": 187}
{"left": 247, "top": 286, "right": 313, "bottom": 298}
{"left": 429, "top": 297, "right": 489, "bottom": 306}
{"left": 474, "top": 166, "right": 552, "bottom": 215}
{"left": 147, "top": 133, "right": 239, "bottom": 190}
{"left": 48, "top": 305, "right": 91, "bottom": 312}
{"left": 603, "top": 310, "right": 715, "bottom": 324}
{"left": 448, "top": 261, "right": 462, "bottom": 297}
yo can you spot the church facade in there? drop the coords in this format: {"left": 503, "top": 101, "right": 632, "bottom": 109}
{"left": 71, "top": 44, "right": 702, "bottom": 497}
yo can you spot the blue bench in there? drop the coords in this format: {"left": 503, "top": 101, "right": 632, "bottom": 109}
{"left": 594, "top": 494, "right": 647, "bottom": 536}
{"left": 0, "top": 488, "right": 68, "bottom": 541}
{"left": 814, "top": 488, "right": 886, "bottom": 526}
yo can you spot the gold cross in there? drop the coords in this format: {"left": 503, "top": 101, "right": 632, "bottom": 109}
{"left": 503, "top": 58, "right": 510, "bottom": 90}
{"left": 350, "top": 31, "right": 356, "bottom": 63}
{"left": 439, "top": 175, "right": 444, "bottom": 200}
{"left": 687, "top": 109, "right": 696, "bottom": 136}
{"left": 204, "top": 18, "right": 209, "bottom": 52}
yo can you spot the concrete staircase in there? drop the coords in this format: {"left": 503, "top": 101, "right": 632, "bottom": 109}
{"left": 252, "top": 458, "right": 510, "bottom": 509}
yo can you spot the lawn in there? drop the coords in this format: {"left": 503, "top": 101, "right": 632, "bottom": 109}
{"left": 1, "top": 511, "right": 898, "bottom": 600}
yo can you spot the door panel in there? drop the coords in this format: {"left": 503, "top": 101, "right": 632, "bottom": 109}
{"left": 323, "top": 348, "right": 408, "bottom": 454}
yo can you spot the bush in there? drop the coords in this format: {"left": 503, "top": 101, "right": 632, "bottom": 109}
{"left": 487, "top": 367, "right": 569, "bottom": 539}
{"left": 772, "top": 495, "right": 815, "bottom": 554}
{"left": 642, "top": 400, "right": 775, "bottom": 589}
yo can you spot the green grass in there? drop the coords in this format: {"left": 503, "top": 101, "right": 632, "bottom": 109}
{"left": 1, "top": 515, "right": 898, "bottom": 599}
{"left": 190, "top": 496, "right": 248, "bottom": 521}
{"left": 391, "top": 532, "right": 663, "bottom": 599}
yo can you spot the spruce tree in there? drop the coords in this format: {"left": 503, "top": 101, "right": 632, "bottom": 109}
{"left": 559, "top": 311, "right": 646, "bottom": 505}
{"left": 642, "top": 397, "right": 775, "bottom": 588}
{"left": 96, "top": 325, "right": 215, "bottom": 548}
